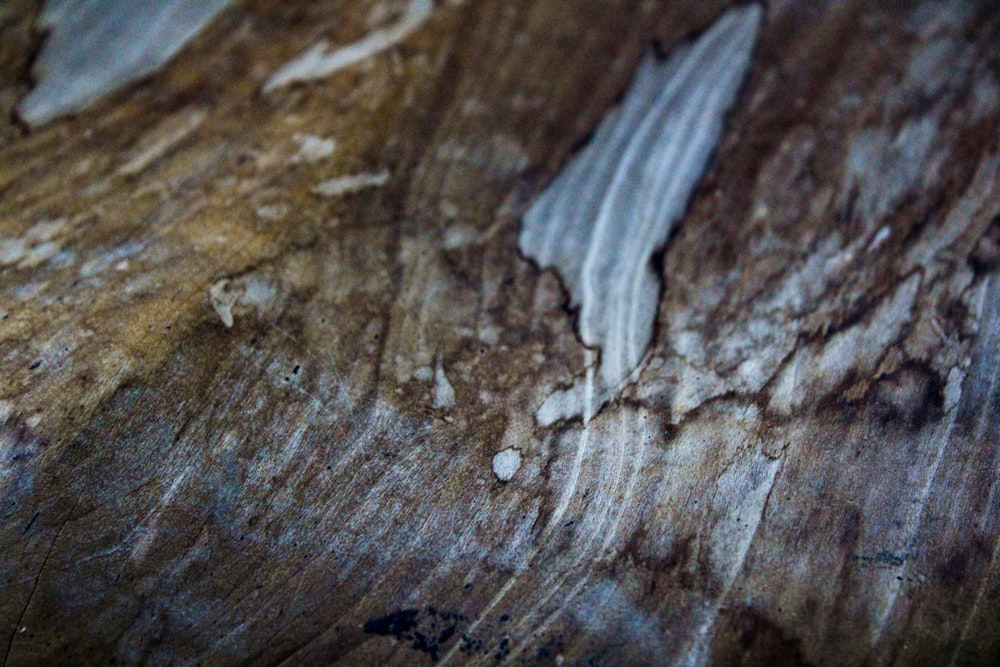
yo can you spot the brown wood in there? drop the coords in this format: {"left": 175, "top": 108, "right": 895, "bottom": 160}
{"left": 1, "top": 1, "right": 999, "bottom": 664}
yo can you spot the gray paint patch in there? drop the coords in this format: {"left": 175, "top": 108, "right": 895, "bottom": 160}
{"left": 18, "top": 0, "right": 234, "bottom": 126}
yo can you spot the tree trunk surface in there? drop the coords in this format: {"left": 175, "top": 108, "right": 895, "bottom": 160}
{"left": 1, "top": 1, "right": 999, "bottom": 665}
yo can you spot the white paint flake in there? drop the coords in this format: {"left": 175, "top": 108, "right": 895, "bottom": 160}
{"left": 521, "top": 5, "right": 761, "bottom": 422}
{"left": 769, "top": 274, "right": 922, "bottom": 414}
{"left": 943, "top": 366, "right": 965, "bottom": 413}
{"left": 433, "top": 359, "right": 456, "bottom": 409}
{"left": 263, "top": 0, "right": 434, "bottom": 92}
{"left": 292, "top": 134, "right": 338, "bottom": 164}
{"left": 209, "top": 273, "right": 280, "bottom": 328}
{"left": 1, "top": 218, "right": 72, "bottom": 269}
{"left": 844, "top": 116, "right": 940, "bottom": 223}
{"left": 492, "top": 448, "right": 522, "bottom": 482}
{"left": 0, "top": 239, "right": 27, "bottom": 266}
{"left": 118, "top": 108, "right": 207, "bottom": 176}
{"left": 255, "top": 203, "right": 289, "bottom": 221}
{"left": 209, "top": 281, "right": 239, "bottom": 328}
{"left": 312, "top": 170, "right": 390, "bottom": 197}
{"left": 867, "top": 225, "right": 892, "bottom": 253}
{"left": 18, "top": 0, "right": 234, "bottom": 126}
{"left": 0, "top": 400, "right": 13, "bottom": 424}
{"left": 79, "top": 240, "right": 145, "bottom": 278}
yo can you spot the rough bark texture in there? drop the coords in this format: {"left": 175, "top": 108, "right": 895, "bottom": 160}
{"left": 2, "top": 1, "right": 1000, "bottom": 665}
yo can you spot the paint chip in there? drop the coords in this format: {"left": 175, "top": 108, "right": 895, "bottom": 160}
{"left": 313, "top": 170, "right": 390, "bottom": 197}
{"left": 18, "top": 0, "right": 234, "bottom": 126}
{"left": 209, "top": 273, "right": 280, "bottom": 328}
{"left": 433, "top": 360, "right": 456, "bottom": 409}
{"left": 263, "top": 0, "right": 434, "bottom": 91}
{"left": 520, "top": 5, "right": 761, "bottom": 422}
{"left": 0, "top": 238, "right": 27, "bottom": 266}
{"left": 0, "top": 400, "right": 14, "bottom": 424}
{"left": 118, "top": 108, "right": 207, "bottom": 176}
{"left": 292, "top": 134, "right": 337, "bottom": 163}
{"left": 492, "top": 448, "right": 522, "bottom": 482}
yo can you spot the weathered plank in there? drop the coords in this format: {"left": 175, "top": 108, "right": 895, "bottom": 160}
{"left": 1, "top": 1, "right": 998, "bottom": 664}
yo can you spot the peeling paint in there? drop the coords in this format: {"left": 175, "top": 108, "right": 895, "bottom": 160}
{"left": 209, "top": 272, "right": 281, "bottom": 328}
{"left": 521, "top": 5, "right": 761, "bottom": 422}
{"left": 1, "top": 218, "right": 71, "bottom": 269}
{"left": 770, "top": 274, "right": 922, "bottom": 414}
{"left": 263, "top": 0, "right": 434, "bottom": 91}
{"left": 844, "top": 116, "right": 941, "bottom": 224}
{"left": 13, "top": 281, "right": 48, "bottom": 301}
{"left": 492, "top": 448, "right": 521, "bottom": 482}
{"left": 436, "top": 135, "right": 530, "bottom": 179}
{"left": 313, "top": 170, "right": 390, "bottom": 197}
{"left": 433, "top": 359, "right": 456, "bottom": 409}
{"left": 255, "top": 203, "right": 289, "bottom": 221}
{"left": 79, "top": 241, "right": 145, "bottom": 278}
{"left": 292, "top": 134, "right": 337, "bottom": 164}
{"left": 0, "top": 238, "right": 27, "bottom": 266}
{"left": 118, "top": 108, "right": 207, "bottom": 176}
{"left": 18, "top": 0, "right": 234, "bottom": 126}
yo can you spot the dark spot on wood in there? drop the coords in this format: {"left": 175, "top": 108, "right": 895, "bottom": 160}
{"left": 872, "top": 364, "right": 945, "bottom": 429}
{"left": 934, "top": 537, "right": 993, "bottom": 593}
{"left": 713, "top": 606, "right": 812, "bottom": 666}
{"left": 970, "top": 215, "right": 1000, "bottom": 273}
{"left": 838, "top": 505, "right": 863, "bottom": 553}
{"left": 363, "top": 607, "right": 467, "bottom": 662}
{"left": 21, "top": 510, "right": 39, "bottom": 535}
{"left": 851, "top": 549, "right": 907, "bottom": 569}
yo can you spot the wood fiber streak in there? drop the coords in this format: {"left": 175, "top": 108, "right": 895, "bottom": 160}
{"left": 1, "top": 1, "right": 999, "bottom": 665}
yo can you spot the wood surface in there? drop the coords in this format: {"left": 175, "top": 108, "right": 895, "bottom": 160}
{"left": 1, "top": 1, "right": 999, "bottom": 664}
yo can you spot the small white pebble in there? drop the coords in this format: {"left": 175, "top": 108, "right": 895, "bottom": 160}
{"left": 492, "top": 448, "right": 522, "bottom": 482}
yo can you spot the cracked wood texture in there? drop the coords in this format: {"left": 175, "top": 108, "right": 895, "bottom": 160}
{"left": 2, "top": 1, "right": 1000, "bottom": 665}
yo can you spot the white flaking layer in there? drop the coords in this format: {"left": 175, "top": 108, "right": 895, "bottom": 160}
{"left": 18, "top": 0, "right": 234, "bottom": 126}
{"left": 312, "top": 170, "right": 390, "bottom": 197}
{"left": 118, "top": 108, "right": 207, "bottom": 176}
{"left": 433, "top": 359, "right": 456, "bottom": 409}
{"left": 209, "top": 273, "right": 280, "bottom": 329}
{"left": 521, "top": 5, "right": 761, "bottom": 422}
{"left": 292, "top": 134, "right": 337, "bottom": 164}
{"left": 263, "top": 0, "right": 434, "bottom": 91}
{"left": 844, "top": 117, "right": 940, "bottom": 224}
{"left": 492, "top": 448, "right": 521, "bottom": 482}
{"left": 769, "top": 274, "right": 921, "bottom": 414}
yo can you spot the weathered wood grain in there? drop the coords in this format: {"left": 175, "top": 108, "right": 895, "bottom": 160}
{"left": 1, "top": 1, "right": 999, "bottom": 664}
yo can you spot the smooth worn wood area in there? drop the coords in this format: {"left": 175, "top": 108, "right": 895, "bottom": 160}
{"left": 2, "top": 1, "right": 999, "bottom": 664}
